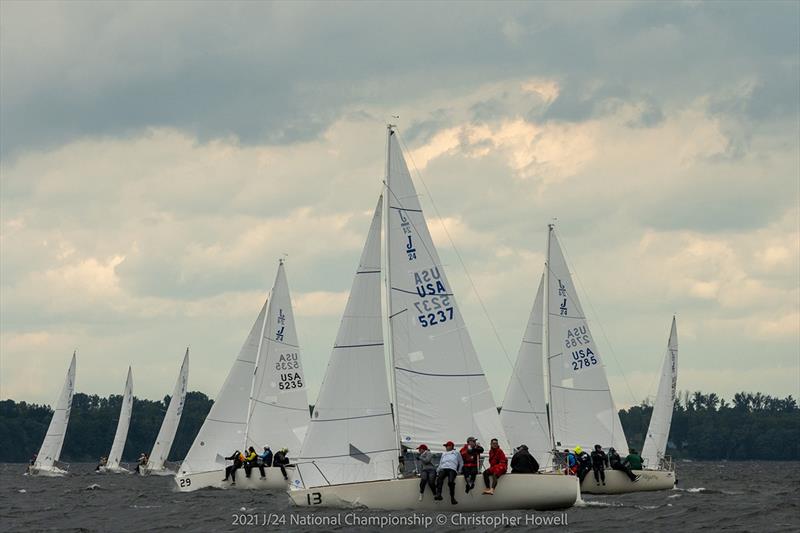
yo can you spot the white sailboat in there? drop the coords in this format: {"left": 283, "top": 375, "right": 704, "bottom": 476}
{"left": 29, "top": 352, "right": 76, "bottom": 477}
{"left": 141, "top": 348, "right": 190, "bottom": 476}
{"left": 500, "top": 274, "right": 552, "bottom": 466}
{"left": 641, "top": 317, "right": 678, "bottom": 470}
{"left": 544, "top": 224, "right": 674, "bottom": 494}
{"left": 175, "top": 261, "right": 309, "bottom": 491}
{"left": 290, "top": 127, "right": 577, "bottom": 511}
{"left": 99, "top": 367, "right": 134, "bottom": 474}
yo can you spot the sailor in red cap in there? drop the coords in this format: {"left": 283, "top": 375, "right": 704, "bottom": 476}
{"left": 416, "top": 444, "right": 436, "bottom": 501}
{"left": 435, "top": 441, "right": 463, "bottom": 505}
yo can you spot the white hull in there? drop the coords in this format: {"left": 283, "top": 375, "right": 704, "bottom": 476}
{"left": 290, "top": 473, "right": 578, "bottom": 511}
{"left": 175, "top": 468, "right": 290, "bottom": 492}
{"left": 140, "top": 467, "right": 176, "bottom": 477}
{"left": 97, "top": 465, "right": 131, "bottom": 474}
{"left": 28, "top": 465, "right": 69, "bottom": 477}
{"left": 580, "top": 469, "right": 675, "bottom": 494}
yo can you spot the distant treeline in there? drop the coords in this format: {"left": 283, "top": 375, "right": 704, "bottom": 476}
{"left": 619, "top": 391, "right": 800, "bottom": 460}
{"left": 1, "top": 390, "right": 798, "bottom": 463}
{"left": 0, "top": 392, "right": 213, "bottom": 463}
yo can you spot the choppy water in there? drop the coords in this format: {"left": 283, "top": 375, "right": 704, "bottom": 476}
{"left": 2, "top": 461, "right": 798, "bottom": 532}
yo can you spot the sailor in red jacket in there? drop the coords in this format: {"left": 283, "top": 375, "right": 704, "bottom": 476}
{"left": 481, "top": 438, "right": 507, "bottom": 495}
{"left": 459, "top": 436, "right": 484, "bottom": 493}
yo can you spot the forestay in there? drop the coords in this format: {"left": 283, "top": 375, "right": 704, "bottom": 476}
{"left": 245, "top": 261, "right": 310, "bottom": 454}
{"left": 180, "top": 299, "right": 267, "bottom": 476}
{"left": 296, "top": 197, "right": 397, "bottom": 487}
{"left": 386, "top": 130, "right": 508, "bottom": 451}
{"left": 146, "top": 349, "right": 189, "bottom": 472}
{"left": 546, "top": 228, "right": 628, "bottom": 452}
{"left": 641, "top": 317, "right": 678, "bottom": 468}
{"left": 106, "top": 367, "right": 134, "bottom": 469}
{"left": 34, "top": 353, "right": 76, "bottom": 469}
{"left": 500, "top": 274, "right": 552, "bottom": 462}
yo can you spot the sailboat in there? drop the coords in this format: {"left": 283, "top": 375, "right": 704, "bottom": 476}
{"left": 543, "top": 224, "right": 674, "bottom": 493}
{"left": 500, "top": 274, "right": 552, "bottom": 466}
{"left": 99, "top": 367, "right": 134, "bottom": 473}
{"left": 141, "top": 348, "right": 190, "bottom": 476}
{"left": 641, "top": 317, "right": 678, "bottom": 470}
{"left": 175, "top": 261, "right": 310, "bottom": 491}
{"left": 289, "top": 126, "right": 577, "bottom": 511}
{"left": 28, "top": 352, "right": 76, "bottom": 477}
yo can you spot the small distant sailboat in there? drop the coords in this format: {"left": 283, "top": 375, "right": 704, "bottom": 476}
{"left": 175, "top": 261, "right": 310, "bottom": 491}
{"left": 29, "top": 352, "right": 76, "bottom": 477}
{"left": 289, "top": 127, "right": 577, "bottom": 511}
{"left": 141, "top": 349, "right": 190, "bottom": 476}
{"left": 641, "top": 317, "right": 678, "bottom": 470}
{"left": 99, "top": 367, "right": 134, "bottom": 474}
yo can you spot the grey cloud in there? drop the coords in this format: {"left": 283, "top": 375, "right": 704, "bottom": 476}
{"left": 3, "top": 1, "right": 798, "bottom": 159}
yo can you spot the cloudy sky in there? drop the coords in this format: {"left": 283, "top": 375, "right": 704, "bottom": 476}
{"left": 1, "top": 1, "right": 798, "bottom": 408}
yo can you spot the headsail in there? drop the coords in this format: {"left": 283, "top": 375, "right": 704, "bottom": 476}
{"left": 146, "top": 349, "right": 189, "bottom": 472}
{"left": 245, "top": 261, "right": 310, "bottom": 454}
{"left": 546, "top": 227, "right": 628, "bottom": 452}
{"left": 500, "top": 274, "right": 552, "bottom": 462}
{"left": 34, "top": 353, "right": 76, "bottom": 469}
{"left": 180, "top": 299, "right": 267, "bottom": 475}
{"left": 106, "top": 367, "right": 134, "bottom": 469}
{"left": 296, "top": 197, "right": 397, "bottom": 487}
{"left": 386, "top": 129, "right": 508, "bottom": 451}
{"left": 641, "top": 317, "right": 678, "bottom": 468}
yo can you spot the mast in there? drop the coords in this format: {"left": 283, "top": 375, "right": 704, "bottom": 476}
{"left": 383, "top": 123, "right": 403, "bottom": 472}
{"left": 243, "top": 264, "right": 274, "bottom": 451}
{"left": 544, "top": 223, "right": 556, "bottom": 455}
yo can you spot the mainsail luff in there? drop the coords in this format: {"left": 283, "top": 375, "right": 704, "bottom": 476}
{"left": 385, "top": 129, "right": 509, "bottom": 452}
{"left": 34, "top": 353, "right": 76, "bottom": 469}
{"left": 146, "top": 349, "right": 189, "bottom": 472}
{"left": 546, "top": 226, "right": 628, "bottom": 452}
{"left": 106, "top": 367, "right": 133, "bottom": 469}
{"left": 500, "top": 274, "right": 552, "bottom": 463}
{"left": 641, "top": 317, "right": 678, "bottom": 468}
{"left": 296, "top": 196, "right": 397, "bottom": 487}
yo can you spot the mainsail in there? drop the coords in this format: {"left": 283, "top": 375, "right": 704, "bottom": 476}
{"left": 296, "top": 197, "right": 397, "bottom": 487}
{"left": 546, "top": 227, "right": 628, "bottom": 452}
{"left": 641, "top": 317, "right": 678, "bottom": 468}
{"left": 34, "top": 353, "right": 76, "bottom": 469}
{"left": 500, "top": 274, "right": 552, "bottom": 462}
{"left": 180, "top": 261, "right": 309, "bottom": 479}
{"left": 245, "top": 261, "right": 310, "bottom": 454}
{"left": 180, "top": 299, "right": 267, "bottom": 475}
{"left": 106, "top": 367, "right": 134, "bottom": 469}
{"left": 146, "top": 349, "right": 189, "bottom": 472}
{"left": 386, "top": 129, "right": 508, "bottom": 451}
